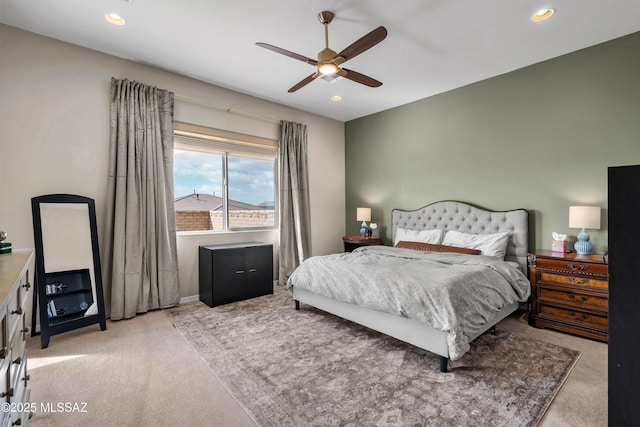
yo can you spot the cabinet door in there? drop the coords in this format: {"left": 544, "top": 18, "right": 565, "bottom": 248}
{"left": 211, "top": 248, "right": 248, "bottom": 305}
{"left": 245, "top": 245, "right": 273, "bottom": 297}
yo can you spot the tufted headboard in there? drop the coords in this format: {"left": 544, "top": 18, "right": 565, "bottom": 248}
{"left": 392, "top": 200, "right": 529, "bottom": 272}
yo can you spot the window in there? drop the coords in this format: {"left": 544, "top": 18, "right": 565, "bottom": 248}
{"left": 173, "top": 122, "right": 277, "bottom": 232}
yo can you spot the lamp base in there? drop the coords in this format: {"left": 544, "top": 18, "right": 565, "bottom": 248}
{"left": 574, "top": 228, "right": 593, "bottom": 255}
{"left": 359, "top": 221, "right": 369, "bottom": 237}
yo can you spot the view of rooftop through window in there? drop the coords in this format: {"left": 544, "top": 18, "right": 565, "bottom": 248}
{"left": 173, "top": 149, "right": 276, "bottom": 231}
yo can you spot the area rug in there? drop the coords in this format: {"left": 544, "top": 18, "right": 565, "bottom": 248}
{"left": 166, "top": 287, "right": 580, "bottom": 427}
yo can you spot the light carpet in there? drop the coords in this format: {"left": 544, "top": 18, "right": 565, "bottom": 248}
{"left": 167, "top": 287, "right": 580, "bottom": 427}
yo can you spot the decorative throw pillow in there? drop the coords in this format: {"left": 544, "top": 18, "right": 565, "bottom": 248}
{"left": 395, "top": 241, "right": 481, "bottom": 255}
{"left": 393, "top": 228, "right": 443, "bottom": 246}
{"left": 441, "top": 230, "right": 511, "bottom": 259}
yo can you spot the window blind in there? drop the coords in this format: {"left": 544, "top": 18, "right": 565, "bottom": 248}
{"left": 173, "top": 121, "right": 278, "bottom": 160}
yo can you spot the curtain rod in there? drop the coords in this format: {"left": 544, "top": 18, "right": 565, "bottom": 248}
{"left": 174, "top": 93, "right": 281, "bottom": 124}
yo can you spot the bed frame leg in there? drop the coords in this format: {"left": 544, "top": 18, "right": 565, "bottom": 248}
{"left": 439, "top": 356, "right": 448, "bottom": 373}
{"left": 295, "top": 300, "right": 300, "bottom": 310}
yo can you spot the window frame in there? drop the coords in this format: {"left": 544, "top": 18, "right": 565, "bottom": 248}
{"left": 173, "top": 122, "right": 279, "bottom": 233}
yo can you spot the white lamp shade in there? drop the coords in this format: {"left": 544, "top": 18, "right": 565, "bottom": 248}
{"left": 569, "top": 206, "right": 601, "bottom": 230}
{"left": 356, "top": 207, "right": 371, "bottom": 222}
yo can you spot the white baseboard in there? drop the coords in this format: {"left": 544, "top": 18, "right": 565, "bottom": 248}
{"left": 179, "top": 295, "right": 200, "bottom": 304}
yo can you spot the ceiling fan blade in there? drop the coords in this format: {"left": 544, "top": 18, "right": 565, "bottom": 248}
{"left": 335, "top": 26, "right": 387, "bottom": 63}
{"left": 338, "top": 68, "right": 382, "bottom": 87}
{"left": 288, "top": 73, "right": 320, "bottom": 93}
{"left": 256, "top": 42, "right": 318, "bottom": 66}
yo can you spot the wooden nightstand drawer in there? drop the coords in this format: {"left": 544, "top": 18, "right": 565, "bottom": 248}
{"left": 539, "top": 272, "right": 608, "bottom": 290}
{"left": 539, "top": 287, "right": 608, "bottom": 311}
{"left": 535, "top": 258, "right": 607, "bottom": 277}
{"left": 538, "top": 305, "right": 608, "bottom": 329}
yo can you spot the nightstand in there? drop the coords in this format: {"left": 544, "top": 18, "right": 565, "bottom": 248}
{"left": 528, "top": 250, "right": 608, "bottom": 342}
{"left": 342, "top": 235, "right": 383, "bottom": 252}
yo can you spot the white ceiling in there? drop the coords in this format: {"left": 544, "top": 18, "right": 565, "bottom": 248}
{"left": 2, "top": 0, "right": 640, "bottom": 122}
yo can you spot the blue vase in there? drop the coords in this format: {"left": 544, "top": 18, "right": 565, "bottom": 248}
{"left": 574, "top": 228, "right": 593, "bottom": 254}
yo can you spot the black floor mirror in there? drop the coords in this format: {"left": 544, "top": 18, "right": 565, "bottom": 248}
{"left": 31, "top": 194, "right": 107, "bottom": 348}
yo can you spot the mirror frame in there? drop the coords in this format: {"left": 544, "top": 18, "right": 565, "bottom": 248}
{"left": 31, "top": 193, "right": 107, "bottom": 348}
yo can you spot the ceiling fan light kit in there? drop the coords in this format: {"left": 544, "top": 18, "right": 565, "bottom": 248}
{"left": 318, "top": 62, "right": 338, "bottom": 75}
{"left": 256, "top": 10, "right": 387, "bottom": 92}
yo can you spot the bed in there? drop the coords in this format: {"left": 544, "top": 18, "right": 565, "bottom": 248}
{"left": 287, "top": 200, "right": 530, "bottom": 372}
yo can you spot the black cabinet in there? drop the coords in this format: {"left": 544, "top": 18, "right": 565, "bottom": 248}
{"left": 199, "top": 243, "right": 273, "bottom": 307}
{"left": 608, "top": 165, "right": 640, "bottom": 425}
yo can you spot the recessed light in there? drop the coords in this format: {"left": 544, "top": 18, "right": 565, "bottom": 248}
{"left": 331, "top": 95, "right": 342, "bottom": 102}
{"left": 531, "top": 8, "right": 555, "bottom": 22}
{"left": 105, "top": 13, "right": 126, "bottom": 26}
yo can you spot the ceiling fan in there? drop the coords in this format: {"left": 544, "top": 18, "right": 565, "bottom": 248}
{"left": 256, "top": 11, "right": 387, "bottom": 93}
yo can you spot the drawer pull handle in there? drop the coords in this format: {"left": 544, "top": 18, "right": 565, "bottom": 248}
{"left": 13, "top": 357, "right": 21, "bottom": 365}
{"left": 568, "top": 294, "right": 590, "bottom": 302}
{"left": 0, "top": 347, "right": 6, "bottom": 359}
{"left": 12, "top": 418, "right": 22, "bottom": 426}
{"left": 568, "top": 311, "right": 589, "bottom": 321}
{"left": 22, "top": 374, "right": 30, "bottom": 383}
{"left": 248, "top": 268, "right": 257, "bottom": 273}
{"left": 568, "top": 277, "right": 589, "bottom": 285}
{"left": 22, "top": 282, "right": 31, "bottom": 290}
{"left": 0, "top": 388, "right": 13, "bottom": 398}
{"left": 21, "top": 326, "right": 30, "bottom": 335}
{"left": 235, "top": 270, "right": 245, "bottom": 274}
{"left": 566, "top": 263, "right": 588, "bottom": 271}
{"left": 11, "top": 307, "right": 23, "bottom": 315}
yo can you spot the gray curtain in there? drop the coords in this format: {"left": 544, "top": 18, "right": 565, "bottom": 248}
{"left": 279, "top": 121, "right": 312, "bottom": 285}
{"left": 104, "top": 77, "right": 179, "bottom": 320}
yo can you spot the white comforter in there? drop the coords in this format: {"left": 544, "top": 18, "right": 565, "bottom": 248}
{"left": 287, "top": 246, "right": 530, "bottom": 360}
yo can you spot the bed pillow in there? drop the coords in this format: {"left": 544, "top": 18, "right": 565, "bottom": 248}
{"left": 395, "top": 241, "right": 481, "bottom": 255}
{"left": 393, "top": 228, "right": 443, "bottom": 246}
{"left": 441, "top": 230, "right": 511, "bottom": 259}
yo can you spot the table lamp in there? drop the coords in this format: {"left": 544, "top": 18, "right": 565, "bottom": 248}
{"left": 357, "top": 207, "right": 371, "bottom": 237}
{"left": 569, "top": 206, "right": 601, "bottom": 255}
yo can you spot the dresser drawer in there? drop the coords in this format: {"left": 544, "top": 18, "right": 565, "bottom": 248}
{"left": 0, "top": 356, "right": 9, "bottom": 402}
{"left": 9, "top": 352, "right": 27, "bottom": 406}
{"left": 5, "top": 287, "right": 22, "bottom": 346}
{"left": 9, "top": 316, "right": 26, "bottom": 372}
{"left": 17, "top": 270, "right": 31, "bottom": 311}
{"left": 539, "top": 287, "right": 608, "bottom": 311}
{"left": 539, "top": 272, "right": 608, "bottom": 291}
{"left": 539, "top": 304, "right": 608, "bottom": 329}
{"left": 536, "top": 258, "right": 607, "bottom": 277}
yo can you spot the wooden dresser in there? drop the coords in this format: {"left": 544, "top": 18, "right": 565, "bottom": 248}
{"left": 0, "top": 250, "right": 33, "bottom": 426}
{"left": 528, "top": 250, "right": 608, "bottom": 342}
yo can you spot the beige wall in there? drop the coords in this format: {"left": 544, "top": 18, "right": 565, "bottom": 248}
{"left": 0, "top": 24, "right": 346, "bottom": 302}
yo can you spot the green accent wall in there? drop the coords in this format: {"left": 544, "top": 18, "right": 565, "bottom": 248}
{"left": 345, "top": 32, "right": 640, "bottom": 254}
